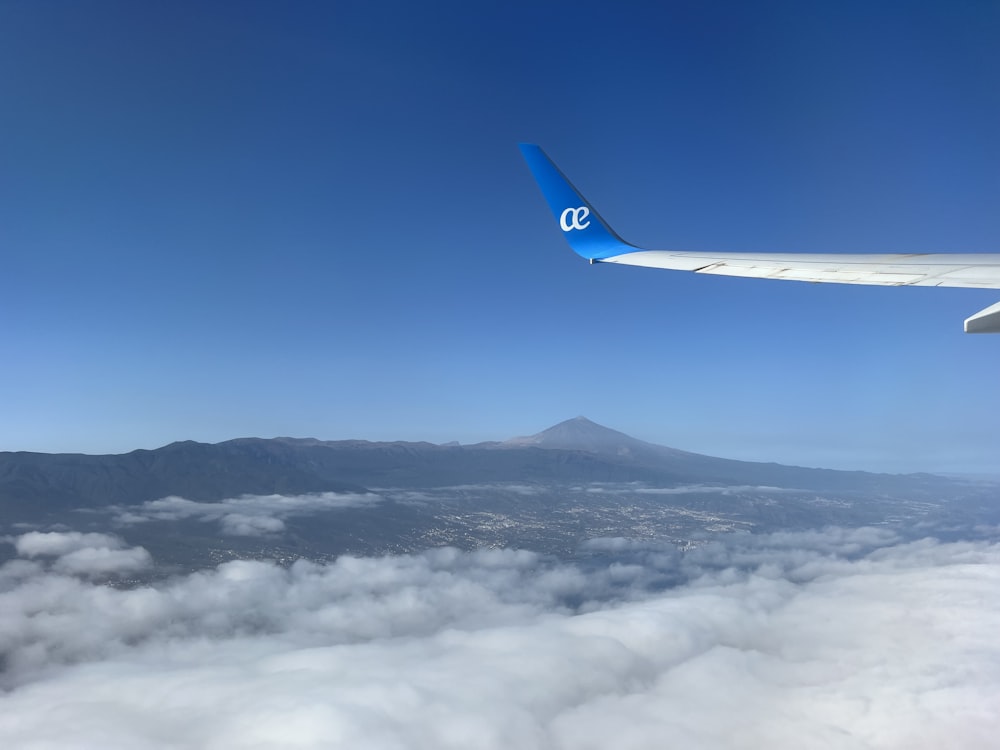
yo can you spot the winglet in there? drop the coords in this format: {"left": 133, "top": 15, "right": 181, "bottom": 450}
{"left": 965, "top": 300, "right": 1000, "bottom": 333}
{"left": 518, "top": 144, "right": 635, "bottom": 261}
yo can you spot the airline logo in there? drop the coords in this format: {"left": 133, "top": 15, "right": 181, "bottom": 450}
{"left": 559, "top": 206, "right": 590, "bottom": 232}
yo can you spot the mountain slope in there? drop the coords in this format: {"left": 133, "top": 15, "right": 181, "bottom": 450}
{"left": 505, "top": 416, "right": 699, "bottom": 459}
{"left": 0, "top": 418, "right": 960, "bottom": 517}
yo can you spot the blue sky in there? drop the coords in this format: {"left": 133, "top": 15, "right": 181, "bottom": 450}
{"left": 2, "top": 0, "right": 998, "bottom": 473}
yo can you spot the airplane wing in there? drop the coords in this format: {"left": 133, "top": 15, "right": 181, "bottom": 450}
{"left": 519, "top": 143, "right": 1000, "bottom": 333}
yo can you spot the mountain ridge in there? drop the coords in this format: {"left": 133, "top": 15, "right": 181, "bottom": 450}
{"left": 0, "top": 418, "right": 964, "bottom": 519}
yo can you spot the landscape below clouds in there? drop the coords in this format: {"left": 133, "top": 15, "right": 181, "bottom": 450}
{"left": 2, "top": 419, "right": 999, "bottom": 748}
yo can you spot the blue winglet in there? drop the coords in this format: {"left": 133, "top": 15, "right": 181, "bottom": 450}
{"left": 518, "top": 144, "right": 634, "bottom": 261}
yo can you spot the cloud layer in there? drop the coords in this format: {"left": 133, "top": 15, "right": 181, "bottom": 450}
{"left": 1, "top": 527, "right": 999, "bottom": 748}
{"left": 12, "top": 531, "right": 152, "bottom": 576}
{"left": 112, "top": 491, "right": 381, "bottom": 535}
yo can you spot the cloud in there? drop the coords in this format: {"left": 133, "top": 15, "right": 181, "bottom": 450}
{"left": 0, "top": 529, "right": 998, "bottom": 748}
{"left": 582, "top": 483, "right": 803, "bottom": 495}
{"left": 10, "top": 531, "right": 151, "bottom": 577}
{"left": 438, "top": 483, "right": 545, "bottom": 495}
{"left": 381, "top": 484, "right": 546, "bottom": 504}
{"left": 14, "top": 531, "right": 126, "bottom": 557}
{"left": 51, "top": 546, "right": 152, "bottom": 576}
{"left": 112, "top": 491, "right": 382, "bottom": 535}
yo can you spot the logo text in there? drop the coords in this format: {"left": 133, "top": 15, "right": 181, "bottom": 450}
{"left": 559, "top": 206, "right": 591, "bottom": 232}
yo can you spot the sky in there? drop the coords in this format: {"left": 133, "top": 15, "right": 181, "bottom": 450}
{"left": 2, "top": 0, "right": 999, "bottom": 473}
{"left": 3, "top": 523, "right": 1000, "bottom": 748}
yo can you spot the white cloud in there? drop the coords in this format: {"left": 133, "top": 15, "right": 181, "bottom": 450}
{"left": 51, "top": 546, "right": 152, "bottom": 577}
{"left": 582, "top": 483, "right": 803, "bottom": 495}
{"left": 14, "top": 531, "right": 125, "bottom": 557}
{"left": 437, "top": 483, "right": 545, "bottom": 495}
{"left": 10, "top": 531, "right": 151, "bottom": 578}
{"left": 219, "top": 513, "right": 287, "bottom": 536}
{"left": 112, "top": 491, "right": 382, "bottom": 536}
{"left": 0, "top": 529, "right": 998, "bottom": 748}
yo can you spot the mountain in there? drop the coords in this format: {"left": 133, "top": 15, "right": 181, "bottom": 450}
{"left": 4, "top": 418, "right": 996, "bottom": 572}
{"left": 501, "top": 417, "right": 937, "bottom": 492}
{"left": 506, "top": 416, "right": 658, "bottom": 454}
{"left": 504, "top": 416, "right": 707, "bottom": 461}
{"left": 0, "top": 418, "right": 964, "bottom": 519}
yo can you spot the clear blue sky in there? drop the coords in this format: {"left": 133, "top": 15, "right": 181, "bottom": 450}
{"left": 2, "top": 0, "right": 998, "bottom": 473}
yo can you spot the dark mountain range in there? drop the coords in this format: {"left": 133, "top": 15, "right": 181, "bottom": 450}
{"left": 0, "top": 418, "right": 961, "bottom": 519}
{"left": 3, "top": 417, "right": 997, "bottom": 575}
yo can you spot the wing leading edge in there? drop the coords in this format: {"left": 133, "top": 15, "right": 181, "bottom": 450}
{"left": 518, "top": 143, "right": 1000, "bottom": 333}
